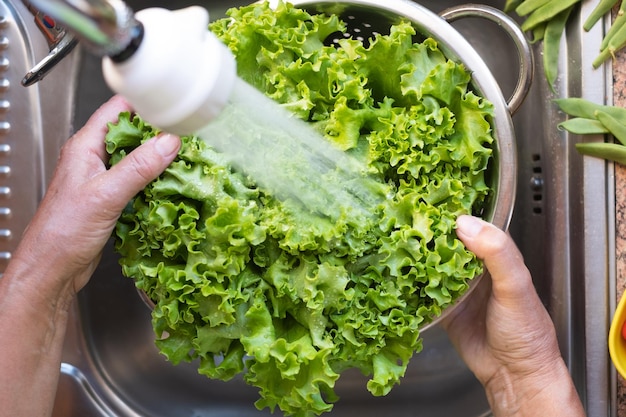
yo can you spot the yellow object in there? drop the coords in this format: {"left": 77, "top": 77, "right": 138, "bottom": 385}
{"left": 609, "top": 291, "right": 626, "bottom": 378}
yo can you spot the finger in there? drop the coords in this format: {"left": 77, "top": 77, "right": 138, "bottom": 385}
{"left": 99, "top": 133, "right": 180, "bottom": 210}
{"left": 72, "top": 95, "right": 134, "bottom": 160}
{"left": 455, "top": 215, "right": 533, "bottom": 306}
{"left": 85, "top": 95, "right": 133, "bottom": 134}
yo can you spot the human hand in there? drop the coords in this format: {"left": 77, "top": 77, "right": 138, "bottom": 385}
{"left": 442, "top": 215, "right": 584, "bottom": 417}
{"left": 6, "top": 95, "right": 180, "bottom": 308}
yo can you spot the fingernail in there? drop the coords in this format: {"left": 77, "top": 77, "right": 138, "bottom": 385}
{"left": 456, "top": 215, "right": 483, "bottom": 238}
{"left": 154, "top": 134, "right": 180, "bottom": 157}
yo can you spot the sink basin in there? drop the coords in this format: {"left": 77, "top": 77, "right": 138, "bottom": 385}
{"left": 54, "top": 0, "right": 614, "bottom": 416}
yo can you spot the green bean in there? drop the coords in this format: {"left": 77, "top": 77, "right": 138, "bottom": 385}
{"left": 558, "top": 118, "right": 609, "bottom": 135}
{"left": 584, "top": 0, "right": 619, "bottom": 31}
{"left": 593, "top": 19, "right": 626, "bottom": 67}
{"left": 530, "top": 22, "right": 547, "bottom": 43}
{"left": 555, "top": 98, "right": 602, "bottom": 118}
{"left": 594, "top": 1, "right": 626, "bottom": 67}
{"left": 516, "top": 0, "right": 552, "bottom": 16}
{"left": 596, "top": 110, "right": 626, "bottom": 145}
{"left": 543, "top": 6, "right": 573, "bottom": 91}
{"left": 600, "top": 9, "right": 626, "bottom": 51}
{"left": 576, "top": 142, "right": 626, "bottom": 165}
{"left": 554, "top": 97, "right": 626, "bottom": 120}
{"left": 558, "top": 97, "right": 626, "bottom": 165}
{"left": 521, "top": 0, "right": 582, "bottom": 32}
{"left": 504, "top": 0, "right": 525, "bottom": 13}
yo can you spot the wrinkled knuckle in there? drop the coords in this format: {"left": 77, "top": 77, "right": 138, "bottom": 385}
{"left": 127, "top": 150, "right": 157, "bottom": 183}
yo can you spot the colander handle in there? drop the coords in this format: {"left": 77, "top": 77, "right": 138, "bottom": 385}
{"left": 439, "top": 4, "right": 533, "bottom": 115}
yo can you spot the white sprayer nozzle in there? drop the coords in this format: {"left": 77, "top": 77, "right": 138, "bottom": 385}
{"left": 102, "top": 6, "right": 236, "bottom": 135}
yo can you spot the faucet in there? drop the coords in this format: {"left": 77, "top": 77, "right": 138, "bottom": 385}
{"left": 24, "top": 0, "right": 237, "bottom": 137}
{"left": 22, "top": 0, "right": 142, "bottom": 86}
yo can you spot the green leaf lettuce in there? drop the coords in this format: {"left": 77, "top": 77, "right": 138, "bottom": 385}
{"left": 107, "top": 1, "right": 494, "bottom": 416}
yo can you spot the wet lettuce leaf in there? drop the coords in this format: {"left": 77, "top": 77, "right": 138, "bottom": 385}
{"left": 107, "top": 1, "right": 494, "bottom": 416}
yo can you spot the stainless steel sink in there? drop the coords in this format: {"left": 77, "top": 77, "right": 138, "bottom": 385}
{"left": 49, "top": 0, "right": 614, "bottom": 416}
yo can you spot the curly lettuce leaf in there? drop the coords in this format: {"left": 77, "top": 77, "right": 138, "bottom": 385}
{"left": 107, "top": 1, "right": 495, "bottom": 416}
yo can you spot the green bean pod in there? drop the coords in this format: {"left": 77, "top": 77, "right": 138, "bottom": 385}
{"left": 584, "top": 0, "right": 619, "bottom": 32}
{"left": 521, "top": 0, "right": 582, "bottom": 32}
{"left": 516, "top": 0, "right": 552, "bottom": 16}
{"left": 543, "top": 6, "right": 573, "bottom": 91}
{"left": 554, "top": 97, "right": 626, "bottom": 120}
{"left": 594, "top": 14, "right": 626, "bottom": 67}
{"left": 504, "top": 0, "right": 525, "bottom": 13}
{"left": 601, "top": 10, "right": 626, "bottom": 50}
{"left": 596, "top": 110, "right": 626, "bottom": 145}
{"left": 591, "top": 33, "right": 626, "bottom": 69}
{"left": 576, "top": 142, "right": 626, "bottom": 165}
{"left": 558, "top": 118, "right": 609, "bottom": 135}
{"left": 530, "top": 22, "right": 547, "bottom": 43}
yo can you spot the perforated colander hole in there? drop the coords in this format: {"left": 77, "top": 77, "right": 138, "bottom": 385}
{"left": 346, "top": 17, "right": 380, "bottom": 39}
{"left": 324, "top": 14, "right": 382, "bottom": 46}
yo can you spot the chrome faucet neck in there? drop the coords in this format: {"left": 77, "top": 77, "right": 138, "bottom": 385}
{"left": 21, "top": 0, "right": 143, "bottom": 86}
{"left": 25, "top": 0, "right": 140, "bottom": 57}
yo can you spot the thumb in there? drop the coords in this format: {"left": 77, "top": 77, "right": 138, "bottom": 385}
{"left": 104, "top": 133, "right": 181, "bottom": 207}
{"left": 455, "top": 215, "right": 534, "bottom": 306}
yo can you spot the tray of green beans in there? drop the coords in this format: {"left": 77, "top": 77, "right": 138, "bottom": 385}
{"left": 505, "top": 0, "right": 626, "bottom": 88}
{"left": 557, "top": 97, "right": 626, "bottom": 165}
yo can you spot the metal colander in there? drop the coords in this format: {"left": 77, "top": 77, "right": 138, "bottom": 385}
{"left": 286, "top": 0, "right": 533, "bottom": 328}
